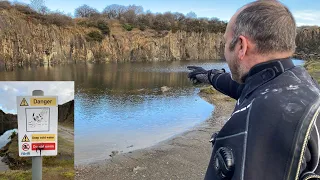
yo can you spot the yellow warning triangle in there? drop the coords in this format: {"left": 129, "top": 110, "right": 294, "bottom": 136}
{"left": 20, "top": 98, "right": 29, "bottom": 106}
{"left": 21, "top": 134, "right": 30, "bottom": 142}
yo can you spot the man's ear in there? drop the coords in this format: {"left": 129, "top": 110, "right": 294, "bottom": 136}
{"left": 238, "top": 35, "right": 248, "bottom": 60}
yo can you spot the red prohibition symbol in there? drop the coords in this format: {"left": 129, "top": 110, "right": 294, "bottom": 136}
{"left": 22, "top": 143, "right": 30, "bottom": 151}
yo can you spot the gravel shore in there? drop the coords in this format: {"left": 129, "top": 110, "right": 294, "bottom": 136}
{"left": 75, "top": 92, "right": 235, "bottom": 180}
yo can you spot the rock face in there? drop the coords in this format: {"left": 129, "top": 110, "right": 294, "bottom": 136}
{"left": 295, "top": 27, "right": 320, "bottom": 59}
{"left": 1, "top": 8, "right": 319, "bottom": 65}
{"left": 0, "top": 9, "right": 225, "bottom": 66}
{"left": 58, "top": 100, "right": 74, "bottom": 125}
{"left": 0, "top": 110, "right": 17, "bottom": 136}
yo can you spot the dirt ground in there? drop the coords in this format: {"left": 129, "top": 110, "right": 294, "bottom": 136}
{"left": 75, "top": 92, "right": 235, "bottom": 180}
{"left": 58, "top": 125, "right": 74, "bottom": 143}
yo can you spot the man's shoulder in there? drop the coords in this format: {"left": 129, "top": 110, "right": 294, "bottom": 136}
{"left": 253, "top": 67, "right": 320, "bottom": 114}
{"left": 253, "top": 66, "right": 320, "bottom": 106}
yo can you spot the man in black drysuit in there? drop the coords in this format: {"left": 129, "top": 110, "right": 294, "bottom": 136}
{"left": 188, "top": 1, "right": 320, "bottom": 180}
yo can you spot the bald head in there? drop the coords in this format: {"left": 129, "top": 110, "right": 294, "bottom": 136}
{"left": 228, "top": 0, "right": 296, "bottom": 55}
{"left": 223, "top": 0, "right": 297, "bottom": 84}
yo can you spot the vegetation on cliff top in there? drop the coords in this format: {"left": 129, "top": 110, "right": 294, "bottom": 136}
{"left": 0, "top": 0, "right": 227, "bottom": 35}
{"left": 0, "top": 0, "right": 318, "bottom": 66}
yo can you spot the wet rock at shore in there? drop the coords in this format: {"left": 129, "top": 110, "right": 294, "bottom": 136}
{"left": 109, "top": 151, "right": 119, "bottom": 157}
{"left": 161, "top": 86, "right": 171, "bottom": 92}
{"left": 133, "top": 166, "right": 147, "bottom": 173}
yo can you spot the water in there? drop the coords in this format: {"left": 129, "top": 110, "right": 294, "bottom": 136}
{"left": 0, "top": 129, "right": 16, "bottom": 149}
{"left": 73, "top": 60, "right": 223, "bottom": 164}
{"left": 0, "top": 59, "right": 304, "bottom": 165}
{"left": 0, "top": 129, "right": 17, "bottom": 172}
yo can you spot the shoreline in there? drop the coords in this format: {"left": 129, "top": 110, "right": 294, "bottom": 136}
{"left": 75, "top": 90, "right": 235, "bottom": 179}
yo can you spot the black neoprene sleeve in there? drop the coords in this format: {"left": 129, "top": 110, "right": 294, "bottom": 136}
{"left": 210, "top": 73, "right": 244, "bottom": 100}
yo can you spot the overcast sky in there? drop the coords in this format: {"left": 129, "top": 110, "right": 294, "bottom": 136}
{"left": 0, "top": 81, "right": 74, "bottom": 114}
{"left": 11, "top": 0, "right": 320, "bottom": 26}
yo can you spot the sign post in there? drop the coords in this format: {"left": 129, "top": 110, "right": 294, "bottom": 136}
{"left": 17, "top": 90, "right": 58, "bottom": 180}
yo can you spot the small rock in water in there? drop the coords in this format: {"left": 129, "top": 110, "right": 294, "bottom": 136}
{"left": 127, "top": 145, "right": 134, "bottom": 148}
{"left": 109, "top": 150, "right": 119, "bottom": 157}
{"left": 161, "top": 86, "right": 171, "bottom": 92}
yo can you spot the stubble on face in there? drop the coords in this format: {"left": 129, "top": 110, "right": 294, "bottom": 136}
{"left": 224, "top": 7, "right": 247, "bottom": 84}
{"left": 228, "top": 54, "right": 245, "bottom": 84}
{"left": 224, "top": 30, "right": 244, "bottom": 84}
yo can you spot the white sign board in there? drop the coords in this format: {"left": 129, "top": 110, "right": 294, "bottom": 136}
{"left": 17, "top": 96, "right": 58, "bottom": 157}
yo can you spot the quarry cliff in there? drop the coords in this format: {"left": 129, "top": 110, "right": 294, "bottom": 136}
{"left": 0, "top": 7, "right": 319, "bottom": 66}
{"left": 0, "top": 8, "right": 224, "bottom": 66}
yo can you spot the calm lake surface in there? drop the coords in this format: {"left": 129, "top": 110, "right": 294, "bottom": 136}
{"left": 0, "top": 59, "right": 304, "bottom": 165}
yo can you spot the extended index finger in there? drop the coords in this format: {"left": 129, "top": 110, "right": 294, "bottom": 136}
{"left": 187, "top": 66, "right": 199, "bottom": 70}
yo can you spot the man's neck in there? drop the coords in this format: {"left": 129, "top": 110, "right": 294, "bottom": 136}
{"left": 245, "top": 51, "right": 294, "bottom": 72}
{"left": 241, "top": 57, "right": 293, "bottom": 83}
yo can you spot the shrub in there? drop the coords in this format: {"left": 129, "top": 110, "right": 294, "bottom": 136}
{"left": 171, "top": 25, "right": 179, "bottom": 33}
{"left": 44, "top": 13, "right": 74, "bottom": 26}
{"left": 13, "top": 4, "right": 37, "bottom": 15}
{"left": 96, "top": 21, "right": 110, "bottom": 35}
{"left": 122, "top": 23, "right": 133, "bottom": 31}
{"left": 86, "top": 31, "right": 104, "bottom": 42}
{"left": 0, "top": 1, "right": 11, "bottom": 10}
{"left": 76, "top": 19, "right": 110, "bottom": 35}
{"left": 138, "top": 24, "right": 146, "bottom": 31}
{"left": 76, "top": 20, "right": 87, "bottom": 26}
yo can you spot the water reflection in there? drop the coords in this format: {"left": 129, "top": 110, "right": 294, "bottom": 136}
{"left": 0, "top": 61, "right": 228, "bottom": 90}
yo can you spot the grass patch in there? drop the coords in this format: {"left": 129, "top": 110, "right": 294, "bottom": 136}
{"left": 122, "top": 23, "right": 134, "bottom": 31}
{"left": 304, "top": 58, "right": 320, "bottom": 84}
{"left": 0, "top": 170, "right": 31, "bottom": 180}
{"left": 0, "top": 166, "right": 74, "bottom": 180}
{"left": 199, "top": 86, "right": 217, "bottom": 94}
{"left": 200, "top": 86, "right": 235, "bottom": 102}
{"left": 62, "top": 171, "right": 74, "bottom": 178}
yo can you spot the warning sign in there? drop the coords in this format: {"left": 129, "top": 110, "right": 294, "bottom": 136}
{"left": 20, "top": 98, "right": 29, "bottom": 106}
{"left": 17, "top": 96, "right": 58, "bottom": 157}
{"left": 31, "top": 143, "right": 55, "bottom": 150}
{"left": 30, "top": 98, "right": 57, "bottom": 106}
{"left": 32, "top": 134, "right": 55, "bottom": 142}
{"left": 22, "top": 143, "right": 30, "bottom": 151}
{"left": 21, "top": 134, "right": 30, "bottom": 142}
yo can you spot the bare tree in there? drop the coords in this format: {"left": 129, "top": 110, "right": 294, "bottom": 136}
{"left": 102, "top": 4, "right": 126, "bottom": 19}
{"left": 121, "top": 5, "right": 143, "bottom": 24}
{"left": 186, "top": 11, "right": 197, "bottom": 19}
{"left": 127, "top": 5, "right": 143, "bottom": 15}
{"left": 75, "top": 4, "right": 99, "bottom": 18}
{"left": 30, "top": 0, "right": 49, "bottom": 14}
{"left": 173, "top": 12, "right": 185, "bottom": 21}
